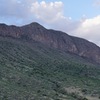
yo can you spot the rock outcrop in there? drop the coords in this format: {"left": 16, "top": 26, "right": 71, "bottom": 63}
{"left": 0, "top": 22, "right": 100, "bottom": 63}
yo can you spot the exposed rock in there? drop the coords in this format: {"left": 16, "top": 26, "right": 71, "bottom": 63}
{"left": 0, "top": 22, "right": 100, "bottom": 64}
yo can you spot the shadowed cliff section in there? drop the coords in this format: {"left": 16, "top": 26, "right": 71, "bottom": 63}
{"left": 0, "top": 22, "right": 100, "bottom": 64}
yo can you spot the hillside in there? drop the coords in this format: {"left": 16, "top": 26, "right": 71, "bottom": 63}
{"left": 0, "top": 22, "right": 100, "bottom": 100}
{"left": 0, "top": 22, "right": 100, "bottom": 64}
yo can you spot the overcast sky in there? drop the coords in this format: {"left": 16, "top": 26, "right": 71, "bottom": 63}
{"left": 0, "top": 0, "right": 100, "bottom": 46}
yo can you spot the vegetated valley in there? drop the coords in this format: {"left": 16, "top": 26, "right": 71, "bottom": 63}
{"left": 0, "top": 22, "right": 100, "bottom": 100}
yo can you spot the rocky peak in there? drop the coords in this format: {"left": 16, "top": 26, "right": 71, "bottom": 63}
{"left": 0, "top": 22, "right": 100, "bottom": 64}
{"left": 22, "top": 22, "right": 46, "bottom": 30}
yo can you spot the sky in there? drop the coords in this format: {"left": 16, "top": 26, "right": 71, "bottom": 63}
{"left": 0, "top": 0, "right": 100, "bottom": 46}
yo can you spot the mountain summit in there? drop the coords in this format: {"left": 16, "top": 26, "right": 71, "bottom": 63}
{"left": 0, "top": 22, "right": 100, "bottom": 64}
{"left": 0, "top": 22, "right": 100, "bottom": 99}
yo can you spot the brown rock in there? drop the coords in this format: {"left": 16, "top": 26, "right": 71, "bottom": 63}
{"left": 0, "top": 22, "right": 100, "bottom": 64}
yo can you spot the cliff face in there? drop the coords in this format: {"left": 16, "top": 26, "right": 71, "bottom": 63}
{"left": 0, "top": 22, "right": 100, "bottom": 64}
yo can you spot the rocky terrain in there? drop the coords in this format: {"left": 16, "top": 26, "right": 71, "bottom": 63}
{"left": 0, "top": 22, "right": 100, "bottom": 64}
{"left": 0, "top": 22, "right": 100, "bottom": 100}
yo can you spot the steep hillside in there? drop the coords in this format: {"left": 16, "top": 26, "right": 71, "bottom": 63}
{"left": 0, "top": 22, "right": 100, "bottom": 100}
{"left": 0, "top": 22, "right": 100, "bottom": 64}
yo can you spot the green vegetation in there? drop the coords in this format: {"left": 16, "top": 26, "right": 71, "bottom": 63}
{"left": 0, "top": 37, "right": 100, "bottom": 100}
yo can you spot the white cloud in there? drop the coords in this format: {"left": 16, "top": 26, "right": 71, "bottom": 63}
{"left": 0, "top": 0, "right": 37, "bottom": 25}
{"left": 31, "top": 1, "right": 63, "bottom": 23}
{"left": 0, "top": 0, "right": 66, "bottom": 25}
{"left": 72, "top": 15, "right": 100, "bottom": 46}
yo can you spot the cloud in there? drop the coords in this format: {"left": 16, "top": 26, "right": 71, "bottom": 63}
{"left": 0, "top": 0, "right": 76, "bottom": 32}
{"left": 0, "top": 0, "right": 37, "bottom": 25}
{"left": 0, "top": 0, "right": 68, "bottom": 26}
{"left": 0, "top": 0, "right": 66, "bottom": 25}
{"left": 71, "top": 15, "right": 100, "bottom": 46}
{"left": 31, "top": 1, "right": 63, "bottom": 22}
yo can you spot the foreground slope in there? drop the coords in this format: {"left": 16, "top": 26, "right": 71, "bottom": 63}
{"left": 0, "top": 22, "right": 100, "bottom": 100}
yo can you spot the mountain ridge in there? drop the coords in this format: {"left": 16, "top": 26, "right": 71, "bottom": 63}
{"left": 0, "top": 22, "right": 100, "bottom": 100}
{"left": 0, "top": 22, "right": 100, "bottom": 64}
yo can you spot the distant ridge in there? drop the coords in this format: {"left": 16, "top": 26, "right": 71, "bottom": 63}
{"left": 0, "top": 22, "right": 100, "bottom": 64}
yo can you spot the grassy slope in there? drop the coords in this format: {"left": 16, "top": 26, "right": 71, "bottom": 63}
{"left": 0, "top": 37, "right": 100, "bottom": 100}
